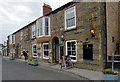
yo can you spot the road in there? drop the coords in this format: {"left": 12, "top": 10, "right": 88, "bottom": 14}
{"left": 2, "top": 57, "right": 87, "bottom": 80}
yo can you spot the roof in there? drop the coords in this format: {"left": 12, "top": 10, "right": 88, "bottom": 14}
{"left": 9, "top": 1, "right": 76, "bottom": 36}
{"left": 45, "top": 2, "right": 76, "bottom": 16}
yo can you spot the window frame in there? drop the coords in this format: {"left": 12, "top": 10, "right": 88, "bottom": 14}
{"left": 21, "top": 32, "right": 23, "bottom": 40}
{"left": 32, "top": 44, "right": 37, "bottom": 57}
{"left": 9, "top": 35, "right": 15, "bottom": 44}
{"left": 37, "top": 17, "right": 50, "bottom": 38}
{"left": 65, "top": 6, "right": 76, "bottom": 30}
{"left": 21, "top": 45, "right": 23, "bottom": 54}
{"left": 31, "top": 25, "right": 36, "bottom": 38}
{"left": 43, "top": 43, "right": 49, "bottom": 59}
{"left": 66, "top": 40, "right": 77, "bottom": 62}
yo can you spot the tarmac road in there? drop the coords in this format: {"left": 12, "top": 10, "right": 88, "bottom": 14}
{"left": 2, "top": 57, "right": 87, "bottom": 80}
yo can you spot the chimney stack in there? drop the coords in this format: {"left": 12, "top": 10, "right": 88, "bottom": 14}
{"left": 43, "top": 3, "right": 52, "bottom": 16}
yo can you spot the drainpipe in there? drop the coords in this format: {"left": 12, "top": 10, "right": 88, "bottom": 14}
{"left": 104, "top": 0, "right": 107, "bottom": 68}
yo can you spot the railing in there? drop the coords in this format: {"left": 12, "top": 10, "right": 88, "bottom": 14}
{"left": 108, "top": 55, "right": 120, "bottom": 63}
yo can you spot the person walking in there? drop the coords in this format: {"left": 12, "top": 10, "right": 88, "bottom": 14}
{"left": 23, "top": 48, "right": 28, "bottom": 63}
{"left": 26, "top": 51, "right": 29, "bottom": 59}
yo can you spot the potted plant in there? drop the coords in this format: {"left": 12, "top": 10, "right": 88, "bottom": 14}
{"left": 31, "top": 59, "right": 38, "bottom": 66}
{"left": 103, "top": 69, "right": 119, "bottom": 80}
{"left": 10, "top": 56, "right": 14, "bottom": 60}
{"left": 27, "top": 59, "right": 32, "bottom": 65}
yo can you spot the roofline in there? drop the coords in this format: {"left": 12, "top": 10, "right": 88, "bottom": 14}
{"left": 8, "top": 1, "right": 77, "bottom": 36}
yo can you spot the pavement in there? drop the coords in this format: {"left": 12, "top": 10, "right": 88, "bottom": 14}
{"left": 3, "top": 56, "right": 104, "bottom": 80}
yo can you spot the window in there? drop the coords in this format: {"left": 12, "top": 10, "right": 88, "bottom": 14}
{"left": 32, "top": 44, "right": 37, "bottom": 57}
{"left": 32, "top": 25, "right": 36, "bottom": 38}
{"left": 21, "top": 45, "right": 23, "bottom": 54}
{"left": 66, "top": 40, "right": 77, "bottom": 62}
{"left": 21, "top": 32, "right": 23, "bottom": 40}
{"left": 83, "top": 44, "right": 93, "bottom": 60}
{"left": 65, "top": 6, "right": 76, "bottom": 29}
{"left": 45, "top": 18, "right": 49, "bottom": 35}
{"left": 43, "top": 43, "right": 49, "bottom": 59}
{"left": 37, "top": 17, "right": 50, "bottom": 37}
{"left": 9, "top": 35, "right": 15, "bottom": 44}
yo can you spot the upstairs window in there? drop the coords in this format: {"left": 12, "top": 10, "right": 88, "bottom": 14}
{"left": 65, "top": 6, "right": 76, "bottom": 29}
{"left": 32, "top": 25, "right": 36, "bottom": 38}
{"left": 37, "top": 18, "right": 43, "bottom": 36}
{"left": 45, "top": 18, "right": 49, "bottom": 35}
{"left": 9, "top": 35, "right": 15, "bottom": 44}
{"left": 21, "top": 32, "right": 23, "bottom": 40}
{"left": 37, "top": 17, "right": 50, "bottom": 37}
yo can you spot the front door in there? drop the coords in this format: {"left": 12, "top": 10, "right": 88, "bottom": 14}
{"left": 52, "top": 37, "right": 59, "bottom": 64}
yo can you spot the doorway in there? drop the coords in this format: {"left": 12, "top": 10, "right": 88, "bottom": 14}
{"left": 52, "top": 37, "right": 59, "bottom": 64}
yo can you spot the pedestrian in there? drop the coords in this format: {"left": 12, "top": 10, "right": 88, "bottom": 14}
{"left": 26, "top": 51, "right": 29, "bottom": 58}
{"left": 22, "top": 48, "right": 28, "bottom": 63}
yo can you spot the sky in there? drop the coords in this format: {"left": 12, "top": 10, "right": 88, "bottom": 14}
{"left": 0, "top": 0, "right": 119, "bottom": 44}
{"left": 0, "top": 0, "right": 72, "bottom": 44}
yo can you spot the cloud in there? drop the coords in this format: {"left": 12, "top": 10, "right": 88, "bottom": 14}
{"left": 0, "top": 0, "right": 72, "bottom": 44}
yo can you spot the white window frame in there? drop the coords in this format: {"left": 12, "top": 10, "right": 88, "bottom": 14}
{"left": 21, "top": 45, "right": 23, "bottom": 54}
{"left": 32, "top": 44, "right": 37, "bottom": 57}
{"left": 43, "top": 43, "right": 49, "bottom": 59}
{"left": 9, "top": 35, "right": 15, "bottom": 44}
{"left": 21, "top": 32, "right": 23, "bottom": 40}
{"left": 65, "top": 6, "right": 76, "bottom": 30}
{"left": 66, "top": 40, "right": 77, "bottom": 62}
{"left": 31, "top": 25, "right": 36, "bottom": 38}
{"left": 37, "top": 17, "right": 50, "bottom": 38}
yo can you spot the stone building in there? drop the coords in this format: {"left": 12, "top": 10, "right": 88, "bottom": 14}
{"left": 7, "top": 2, "right": 120, "bottom": 71}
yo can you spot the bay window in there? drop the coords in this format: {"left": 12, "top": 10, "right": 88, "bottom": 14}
{"left": 65, "top": 6, "right": 76, "bottom": 29}
{"left": 66, "top": 40, "right": 77, "bottom": 62}
{"left": 37, "top": 17, "right": 50, "bottom": 37}
{"left": 43, "top": 43, "right": 49, "bottom": 59}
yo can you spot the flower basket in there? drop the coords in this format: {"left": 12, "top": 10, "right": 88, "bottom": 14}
{"left": 27, "top": 59, "right": 32, "bottom": 65}
{"left": 27, "top": 59, "right": 38, "bottom": 66}
{"left": 10, "top": 56, "right": 14, "bottom": 60}
{"left": 31, "top": 59, "right": 38, "bottom": 66}
{"left": 103, "top": 69, "right": 119, "bottom": 80}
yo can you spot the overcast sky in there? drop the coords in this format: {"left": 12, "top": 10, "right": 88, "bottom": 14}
{"left": 0, "top": 0, "right": 72, "bottom": 44}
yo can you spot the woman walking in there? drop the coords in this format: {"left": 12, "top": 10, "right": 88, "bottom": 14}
{"left": 23, "top": 48, "right": 28, "bottom": 63}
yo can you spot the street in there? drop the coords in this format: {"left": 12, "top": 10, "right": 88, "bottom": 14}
{"left": 2, "top": 57, "right": 87, "bottom": 80}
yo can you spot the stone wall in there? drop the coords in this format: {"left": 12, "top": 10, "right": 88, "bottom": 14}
{"left": 15, "top": 22, "right": 36, "bottom": 59}
{"left": 48, "top": 2, "right": 106, "bottom": 71}
{"left": 106, "top": 2, "right": 119, "bottom": 56}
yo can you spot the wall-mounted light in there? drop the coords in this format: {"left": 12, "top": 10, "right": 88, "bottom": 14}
{"left": 61, "top": 33, "right": 65, "bottom": 41}
{"left": 90, "top": 28, "right": 95, "bottom": 37}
